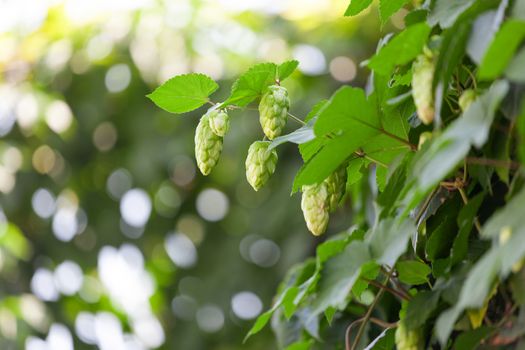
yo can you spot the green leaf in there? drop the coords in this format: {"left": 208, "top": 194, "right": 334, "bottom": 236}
{"left": 436, "top": 187, "right": 525, "bottom": 344}
{"left": 367, "top": 23, "right": 431, "bottom": 76}
{"left": 453, "top": 327, "right": 494, "bottom": 350}
{"left": 346, "top": 158, "right": 366, "bottom": 188}
{"left": 401, "top": 80, "right": 509, "bottom": 213}
{"left": 505, "top": 46, "right": 525, "bottom": 82}
{"left": 0, "top": 222, "right": 32, "bottom": 261}
{"left": 428, "top": 0, "right": 476, "bottom": 28}
{"left": 379, "top": 0, "right": 409, "bottom": 25}
{"left": 278, "top": 60, "right": 299, "bottom": 81}
{"left": 284, "top": 340, "right": 314, "bottom": 350}
{"left": 396, "top": 261, "right": 431, "bottom": 285}
{"left": 404, "top": 290, "right": 441, "bottom": 329}
{"left": 268, "top": 120, "right": 315, "bottom": 151}
{"left": 478, "top": 19, "right": 525, "bottom": 80}
{"left": 513, "top": 0, "right": 525, "bottom": 19}
{"left": 345, "top": 0, "right": 373, "bottom": 16}
{"left": 245, "top": 311, "right": 272, "bottom": 342}
{"left": 311, "top": 241, "right": 371, "bottom": 315}
{"left": 223, "top": 63, "right": 277, "bottom": 107}
{"left": 147, "top": 73, "right": 218, "bottom": 114}
{"left": 364, "top": 328, "right": 395, "bottom": 350}
{"left": 466, "top": 4, "right": 507, "bottom": 64}
{"left": 367, "top": 218, "right": 416, "bottom": 267}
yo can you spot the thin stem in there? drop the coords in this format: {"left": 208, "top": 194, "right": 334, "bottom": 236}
{"left": 458, "top": 187, "right": 482, "bottom": 233}
{"left": 415, "top": 187, "right": 439, "bottom": 225}
{"left": 369, "top": 317, "right": 398, "bottom": 329}
{"left": 287, "top": 112, "right": 306, "bottom": 125}
{"left": 350, "top": 268, "right": 394, "bottom": 350}
{"left": 345, "top": 318, "right": 364, "bottom": 350}
{"left": 462, "top": 65, "right": 478, "bottom": 90}
{"left": 379, "top": 128, "right": 417, "bottom": 151}
{"left": 363, "top": 278, "right": 410, "bottom": 301}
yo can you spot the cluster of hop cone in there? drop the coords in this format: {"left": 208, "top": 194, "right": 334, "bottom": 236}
{"left": 193, "top": 84, "right": 347, "bottom": 236}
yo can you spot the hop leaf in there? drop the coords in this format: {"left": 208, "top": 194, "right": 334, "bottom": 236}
{"left": 417, "top": 131, "right": 433, "bottom": 150}
{"left": 412, "top": 53, "right": 435, "bottom": 125}
{"left": 301, "top": 182, "right": 330, "bottom": 236}
{"left": 395, "top": 321, "right": 424, "bottom": 350}
{"left": 325, "top": 167, "right": 346, "bottom": 212}
{"left": 195, "top": 114, "right": 223, "bottom": 175}
{"left": 245, "top": 141, "right": 278, "bottom": 191}
{"left": 208, "top": 109, "right": 230, "bottom": 137}
{"left": 458, "top": 89, "right": 477, "bottom": 113}
{"left": 259, "top": 85, "right": 290, "bottom": 140}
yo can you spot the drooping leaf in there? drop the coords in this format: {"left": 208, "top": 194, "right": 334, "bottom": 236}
{"left": 146, "top": 73, "right": 218, "bottom": 114}
{"left": 396, "top": 260, "right": 431, "bottom": 285}
{"left": 345, "top": 0, "right": 373, "bottom": 16}
{"left": 368, "top": 23, "right": 431, "bottom": 76}
{"left": 379, "top": 0, "right": 410, "bottom": 25}
{"left": 478, "top": 19, "right": 525, "bottom": 80}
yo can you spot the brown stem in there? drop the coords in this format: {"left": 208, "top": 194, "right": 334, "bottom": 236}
{"left": 350, "top": 268, "right": 394, "bottom": 350}
{"left": 363, "top": 278, "right": 410, "bottom": 301}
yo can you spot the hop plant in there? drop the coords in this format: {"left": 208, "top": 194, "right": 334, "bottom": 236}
{"left": 194, "top": 114, "right": 223, "bottom": 176}
{"left": 245, "top": 141, "right": 278, "bottom": 191}
{"left": 301, "top": 182, "right": 330, "bottom": 236}
{"left": 395, "top": 321, "right": 424, "bottom": 350}
{"left": 458, "top": 89, "right": 477, "bottom": 112}
{"left": 417, "top": 131, "right": 433, "bottom": 150}
{"left": 259, "top": 85, "right": 290, "bottom": 140}
{"left": 325, "top": 167, "right": 346, "bottom": 212}
{"left": 412, "top": 52, "right": 435, "bottom": 125}
{"left": 208, "top": 109, "right": 230, "bottom": 137}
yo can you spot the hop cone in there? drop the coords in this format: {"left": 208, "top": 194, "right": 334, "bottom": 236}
{"left": 459, "top": 89, "right": 477, "bottom": 112}
{"left": 245, "top": 141, "right": 278, "bottom": 191}
{"left": 208, "top": 109, "right": 230, "bottom": 137}
{"left": 395, "top": 321, "right": 424, "bottom": 350}
{"left": 412, "top": 53, "right": 435, "bottom": 125}
{"left": 301, "top": 183, "right": 330, "bottom": 236}
{"left": 259, "top": 85, "right": 289, "bottom": 140}
{"left": 194, "top": 115, "right": 223, "bottom": 176}
{"left": 325, "top": 167, "right": 346, "bottom": 212}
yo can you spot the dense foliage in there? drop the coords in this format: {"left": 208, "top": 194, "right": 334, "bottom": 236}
{"left": 150, "top": 0, "right": 525, "bottom": 348}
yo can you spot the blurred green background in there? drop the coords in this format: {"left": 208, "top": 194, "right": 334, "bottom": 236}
{"left": 0, "top": 0, "right": 401, "bottom": 348}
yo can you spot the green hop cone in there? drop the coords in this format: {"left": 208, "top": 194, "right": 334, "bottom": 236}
{"left": 395, "top": 321, "right": 424, "bottom": 350}
{"left": 458, "top": 89, "right": 477, "bottom": 113}
{"left": 245, "top": 141, "right": 278, "bottom": 191}
{"left": 208, "top": 109, "right": 230, "bottom": 137}
{"left": 194, "top": 114, "right": 223, "bottom": 176}
{"left": 412, "top": 52, "right": 435, "bottom": 125}
{"left": 259, "top": 85, "right": 290, "bottom": 140}
{"left": 325, "top": 167, "right": 346, "bottom": 212}
{"left": 301, "top": 182, "right": 330, "bottom": 236}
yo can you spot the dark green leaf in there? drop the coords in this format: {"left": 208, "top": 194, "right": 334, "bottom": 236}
{"left": 396, "top": 260, "right": 431, "bottom": 285}
{"left": 146, "top": 73, "right": 218, "bottom": 114}
{"left": 404, "top": 290, "right": 441, "bottom": 329}
{"left": 428, "top": 0, "right": 476, "bottom": 28}
{"left": 478, "top": 19, "right": 525, "bottom": 80}
{"left": 346, "top": 158, "right": 366, "bottom": 188}
{"left": 364, "top": 328, "right": 395, "bottom": 350}
{"left": 345, "top": 0, "right": 373, "bottom": 16}
{"left": 453, "top": 327, "right": 494, "bottom": 350}
{"left": 368, "top": 23, "right": 431, "bottom": 76}
{"left": 404, "top": 9, "right": 428, "bottom": 26}
{"left": 482, "top": 186, "right": 525, "bottom": 239}
{"left": 379, "top": 0, "right": 410, "bottom": 25}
